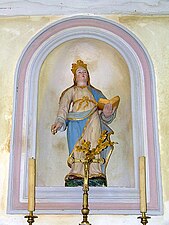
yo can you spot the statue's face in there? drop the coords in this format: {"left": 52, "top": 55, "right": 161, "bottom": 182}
{"left": 75, "top": 67, "right": 88, "bottom": 85}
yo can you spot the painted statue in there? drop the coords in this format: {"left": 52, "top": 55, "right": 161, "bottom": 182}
{"left": 51, "top": 60, "right": 119, "bottom": 187}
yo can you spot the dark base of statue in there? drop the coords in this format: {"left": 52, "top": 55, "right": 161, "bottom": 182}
{"left": 65, "top": 177, "right": 107, "bottom": 187}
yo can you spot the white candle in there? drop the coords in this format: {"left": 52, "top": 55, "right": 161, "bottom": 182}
{"left": 28, "top": 158, "right": 36, "bottom": 212}
{"left": 139, "top": 156, "right": 147, "bottom": 213}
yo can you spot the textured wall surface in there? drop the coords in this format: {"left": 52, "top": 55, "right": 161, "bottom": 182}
{"left": 0, "top": 0, "right": 169, "bottom": 15}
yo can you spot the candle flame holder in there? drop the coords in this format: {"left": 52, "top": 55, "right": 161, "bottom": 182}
{"left": 137, "top": 212, "right": 151, "bottom": 225}
{"left": 24, "top": 211, "right": 38, "bottom": 225}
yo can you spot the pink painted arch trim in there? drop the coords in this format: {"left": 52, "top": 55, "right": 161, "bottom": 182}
{"left": 10, "top": 16, "right": 161, "bottom": 214}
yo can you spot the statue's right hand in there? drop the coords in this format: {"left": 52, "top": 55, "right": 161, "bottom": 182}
{"left": 51, "top": 124, "right": 57, "bottom": 135}
{"left": 51, "top": 123, "right": 61, "bottom": 135}
{"left": 51, "top": 121, "right": 64, "bottom": 135}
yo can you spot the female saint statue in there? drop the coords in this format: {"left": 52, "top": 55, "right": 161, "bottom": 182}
{"left": 51, "top": 60, "right": 119, "bottom": 187}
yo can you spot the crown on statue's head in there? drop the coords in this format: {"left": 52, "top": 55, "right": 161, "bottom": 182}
{"left": 71, "top": 60, "right": 88, "bottom": 75}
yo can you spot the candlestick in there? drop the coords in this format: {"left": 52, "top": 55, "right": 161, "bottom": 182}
{"left": 137, "top": 212, "right": 151, "bottom": 225}
{"left": 25, "top": 211, "right": 38, "bottom": 225}
{"left": 28, "top": 158, "right": 36, "bottom": 212}
{"left": 139, "top": 156, "right": 147, "bottom": 213}
{"left": 138, "top": 156, "right": 151, "bottom": 224}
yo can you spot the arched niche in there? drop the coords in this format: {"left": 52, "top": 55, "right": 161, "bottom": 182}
{"left": 8, "top": 16, "right": 163, "bottom": 215}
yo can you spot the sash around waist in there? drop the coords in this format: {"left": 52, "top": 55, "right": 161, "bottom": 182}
{"left": 67, "top": 107, "right": 97, "bottom": 121}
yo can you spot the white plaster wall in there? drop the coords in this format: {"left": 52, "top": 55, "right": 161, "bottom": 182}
{"left": 0, "top": 0, "right": 169, "bottom": 15}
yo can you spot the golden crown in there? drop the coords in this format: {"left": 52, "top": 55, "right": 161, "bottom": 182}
{"left": 71, "top": 60, "right": 88, "bottom": 75}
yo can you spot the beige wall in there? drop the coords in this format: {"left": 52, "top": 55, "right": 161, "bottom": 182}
{"left": 0, "top": 16, "right": 169, "bottom": 224}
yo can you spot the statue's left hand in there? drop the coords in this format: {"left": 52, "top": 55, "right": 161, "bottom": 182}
{"left": 103, "top": 103, "right": 113, "bottom": 118}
